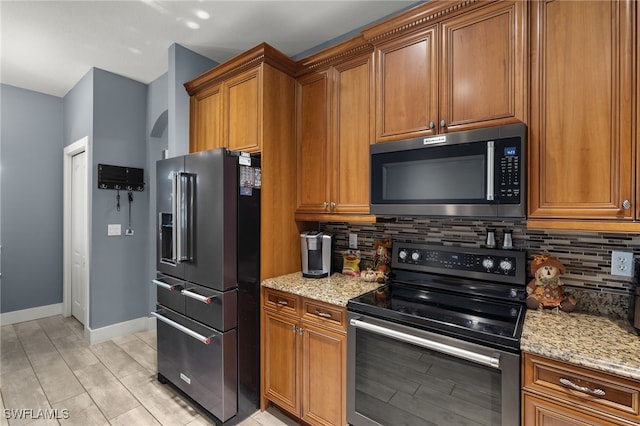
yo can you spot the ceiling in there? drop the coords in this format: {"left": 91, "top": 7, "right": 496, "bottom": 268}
{"left": 1, "top": 0, "right": 417, "bottom": 97}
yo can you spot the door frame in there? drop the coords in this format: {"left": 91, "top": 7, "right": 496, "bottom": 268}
{"left": 63, "top": 136, "right": 91, "bottom": 328}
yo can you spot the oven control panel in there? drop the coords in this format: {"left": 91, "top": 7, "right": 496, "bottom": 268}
{"left": 393, "top": 243, "right": 526, "bottom": 284}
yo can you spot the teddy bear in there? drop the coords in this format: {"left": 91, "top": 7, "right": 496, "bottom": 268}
{"left": 526, "top": 253, "right": 577, "bottom": 312}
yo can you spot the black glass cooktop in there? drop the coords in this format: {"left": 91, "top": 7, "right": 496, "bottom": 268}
{"left": 347, "top": 282, "right": 526, "bottom": 352}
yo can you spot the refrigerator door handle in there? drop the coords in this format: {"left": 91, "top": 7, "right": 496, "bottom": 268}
{"left": 171, "top": 172, "right": 179, "bottom": 263}
{"left": 176, "top": 172, "right": 190, "bottom": 262}
{"left": 186, "top": 173, "right": 195, "bottom": 261}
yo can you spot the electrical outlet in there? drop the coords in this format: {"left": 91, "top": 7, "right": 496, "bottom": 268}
{"left": 349, "top": 233, "right": 358, "bottom": 249}
{"left": 611, "top": 251, "right": 634, "bottom": 277}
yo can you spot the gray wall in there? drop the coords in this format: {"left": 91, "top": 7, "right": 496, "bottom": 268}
{"left": 168, "top": 43, "right": 216, "bottom": 157}
{"left": 89, "top": 69, "right": 149, "bottom": 329}
{"left": 0, "top": 84, "right": 64, "bottom": 312}
{"left": 146, "top": 72, "right": 169, "bottom": 315}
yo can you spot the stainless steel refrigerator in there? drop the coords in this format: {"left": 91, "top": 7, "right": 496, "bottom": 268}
{"left": 152, "top": 148, "right": 261, "bottom": 424}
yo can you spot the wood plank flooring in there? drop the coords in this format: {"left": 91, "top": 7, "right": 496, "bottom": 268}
{"left": 0, "top": 315, "right": 299, "bottom": 426}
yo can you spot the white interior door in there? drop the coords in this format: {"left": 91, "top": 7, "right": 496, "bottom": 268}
{"left": 71, "top": 151, "right": 87, "bottom": 324}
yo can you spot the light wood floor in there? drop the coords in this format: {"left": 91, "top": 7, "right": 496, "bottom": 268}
{"left": 0, "top": 315, "right": 299, "bottom": 426}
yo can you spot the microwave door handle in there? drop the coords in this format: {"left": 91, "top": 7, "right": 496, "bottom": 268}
{"left": 486, "top": 141, "right": 495, "bottom": 201}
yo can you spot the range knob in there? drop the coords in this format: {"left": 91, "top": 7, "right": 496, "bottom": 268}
{"left": 398, "top": 249, "right": 409, "bottom": 261}
{"left": 499, "top": 259, "right": 514, "bottom": 273}
{"left": 411, "top": 251, "right": 422, "bottom": 262}
{"left": 481, "top": 257, "right": 495, "bottom": 270}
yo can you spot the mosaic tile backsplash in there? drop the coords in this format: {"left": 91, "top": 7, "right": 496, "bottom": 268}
{"left": 319, "top": 218, "right": 640, "bottom": 320}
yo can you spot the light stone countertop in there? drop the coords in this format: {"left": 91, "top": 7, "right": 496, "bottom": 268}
{"left": 263, "top": 273, "right": 640, "bottom": 381}
{"left": 261, "top": 272, "right": 382, "bottom": 307}
{"left": 521, "top": 309, "right": 640, "bottom": 380}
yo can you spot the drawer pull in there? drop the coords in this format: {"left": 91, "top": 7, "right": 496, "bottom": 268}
{"left": 152, "top": 279, "right": 178, "bottom": 291}
{"left": 315, "top": 310, "right": 332, "bottom": 319}
{"left": 151, "top": 311, "right": 213, "bottom": 344}
{"left": 559, "top": 377, "right": 606, "bottom": 397}
{"left": 181, "top": 289, "right": 216, "bottom": 304}
{"left": 276, "top": 299, "right": 289, "bottom": 306}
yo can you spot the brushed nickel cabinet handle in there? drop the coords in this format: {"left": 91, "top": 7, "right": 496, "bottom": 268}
{"left": 429, "top": 121, "right": 435, "bottom": 129}
{"left": 440, "top": 119, "right": 447, "bottom": 128}
{"left": 559, "top": 377, "right": 606, "bottom": 396}
{"left": 622, "top": 200, "right": 631, "bottom": 209}
{"left": 276, "top": 299, "right": 288, "bottom": 306}
{"left": 315, "top": 310, "right": 332, "bottom": 319}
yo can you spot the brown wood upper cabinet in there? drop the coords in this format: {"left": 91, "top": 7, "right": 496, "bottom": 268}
{"left": 295, "top": 37, "right": 374, "bottom": 220}
{"left": 185, "top": 44, "right": 297, "bottom": 154}
{"left": 185, "top": 44, "right": 301, "bottom": 282}
{"left": 527, "top": 0, "right": 636, "bottom": 231}
{"left": 188, "top": 66, "right": 262, "bottom": 153}
{"left": 363, "top": 0, "right": 526, "bottom": 141}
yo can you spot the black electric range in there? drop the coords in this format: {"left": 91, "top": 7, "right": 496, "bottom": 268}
{"left": 347, "top": 243, "right": 528, "bottom": 353}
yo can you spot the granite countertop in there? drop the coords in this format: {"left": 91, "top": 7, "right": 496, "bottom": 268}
{"left": 521, "top": 309, "right": 640, "bottom": 381}
{"left": 261, "top": 272, "right": 382, "bottom": 307}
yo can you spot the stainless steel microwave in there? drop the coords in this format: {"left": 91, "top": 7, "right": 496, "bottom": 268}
{"left": 370, "top": 123, "right": 526, "bottom": 219}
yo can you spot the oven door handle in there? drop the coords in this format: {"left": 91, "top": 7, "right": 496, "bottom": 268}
{"left": 350, "top": 318, "right": 500, "bottom": 369}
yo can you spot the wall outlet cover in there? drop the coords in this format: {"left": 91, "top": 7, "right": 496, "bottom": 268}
{"left": 611, "top": 250, "right": 634, "bottom": 277}
{"left": 349, "top": 233, "right": 358, "bottom": 249}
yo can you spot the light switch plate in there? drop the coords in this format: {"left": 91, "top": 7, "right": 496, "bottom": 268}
{"left": 108, "top": 224, "right": 121, "bottom": 236}
{"left": 611, "top": 251, "right": 634, "bottom": 277}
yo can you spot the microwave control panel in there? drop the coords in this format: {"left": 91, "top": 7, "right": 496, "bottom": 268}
{"left": 496, "top": 138, "right": 521, "bottom": 203}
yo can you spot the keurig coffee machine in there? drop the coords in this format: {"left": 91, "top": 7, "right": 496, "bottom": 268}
{"left": 300, "top": 231, "right": 332, "bottom": 278}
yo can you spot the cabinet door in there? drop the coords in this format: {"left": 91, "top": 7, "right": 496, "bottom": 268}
{"left": 375, "top": 27, "right": 438, "bottom": 141}
{"left": 331, "top": 55, "right": 373, "bottom": 214}
{"left": 224, "top": 67, "right": 262, "bottom": 153}
{"left": 296, "top": 72, "right": 331, "bottom": 213}
{"left": 523, "top": 393, "right": 622, "bottom": 426}
{"left": 263, "top": 311, "right": 300, "bottom": 416}
{"left": 301, "top": 322, "right": 346, "bottom": 426}
{"left": 440, "top": 0, "right": 525, "bottom": 132}
{"left": 529, "top": 0, "right": 634, "bottom": 220}
{"left": 190, "top": 84, "right": 223, "bottom": 153}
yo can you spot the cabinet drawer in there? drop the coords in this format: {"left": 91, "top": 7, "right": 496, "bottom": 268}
{"left": 263, "top": 288, "right": 299, "bottom": 316}
{"left": 302, "top": 299, "right": 346, "bottom": 331}
{"left": 524, "top": 353, "right": 640, "bottom": 419}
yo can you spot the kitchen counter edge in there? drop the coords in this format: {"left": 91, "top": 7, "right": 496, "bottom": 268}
{"left": 261, "top": 272, "right": 382, "bottom": 307}
{"left": 521, "top": 309, "right": 640, "bottom": 381}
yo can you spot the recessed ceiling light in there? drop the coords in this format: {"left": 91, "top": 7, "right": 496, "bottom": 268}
{"left": 195, "top": 10, "right": 210, "bottom": 20}
{"left": 185, "top": 20, "right": 200, "bottom": 30}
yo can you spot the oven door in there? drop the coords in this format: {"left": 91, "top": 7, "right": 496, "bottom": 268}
{"left": 347, "top": 312, "right": 520, "bottom": 426}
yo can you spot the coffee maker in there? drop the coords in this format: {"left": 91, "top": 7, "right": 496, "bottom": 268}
{"left": 300, "top": 231, "right": 332, "bottom": 278}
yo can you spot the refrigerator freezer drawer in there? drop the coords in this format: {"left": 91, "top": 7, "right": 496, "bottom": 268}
{"left": 155, "top": 308, "right": 237, "bottom": 422}
{"left": 184, "top": 283, "right": 237, "bottom": 332}
{"left": 153, "top": 274, "right": 185, "bottom": 315}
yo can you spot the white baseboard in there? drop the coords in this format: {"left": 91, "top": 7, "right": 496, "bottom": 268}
{"left": 86, "top": 316, "right": 153, "bottom": 345}
{"left": 0, "top": 303, "right": 63, "bottom": 325}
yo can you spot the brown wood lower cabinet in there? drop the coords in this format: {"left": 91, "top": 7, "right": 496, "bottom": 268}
{"left": 262, "top": 288, "right": 346, "bottom": 426}
{"left": 522, "top": 353, "right": 640, "bottom": 426}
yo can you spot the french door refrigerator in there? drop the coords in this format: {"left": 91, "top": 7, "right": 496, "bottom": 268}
{"left": 152, "top": 148, "right": 261, "bottom": 424}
